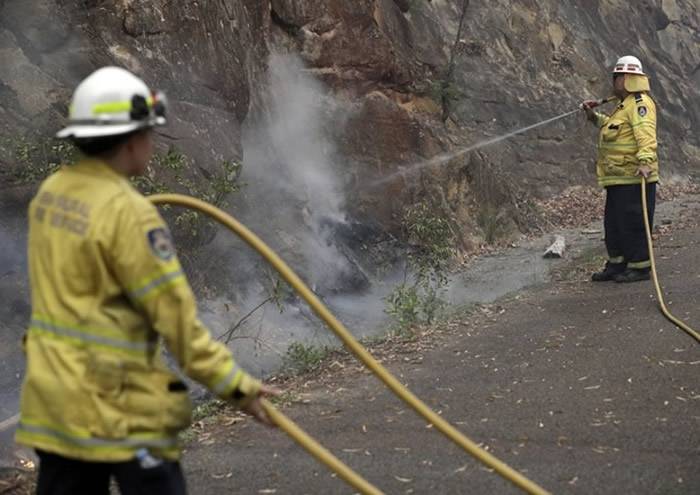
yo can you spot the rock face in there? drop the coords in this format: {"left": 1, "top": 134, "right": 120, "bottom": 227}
{"left": 0, "top": 1, "right": 269, "bottom": 166}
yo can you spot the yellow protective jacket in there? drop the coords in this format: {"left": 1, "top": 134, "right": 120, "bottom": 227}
{"left": 17, "top": 159, "right": 260, "bottom": 462}
{"left": 593, "top": 92, "right": 658, "bottom": 187}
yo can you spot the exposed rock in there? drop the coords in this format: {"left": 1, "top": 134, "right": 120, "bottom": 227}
{"left": 543, "top": 235, "right": 566, "bottom": 258}
{"left": 660, "top": 0, "right": 684, "bottom": 21}
{"left": 393, "top": 0, "right": 411, "bottom": 13}
{"left": 547, "top": 22, "right": 565, "bottom": 52}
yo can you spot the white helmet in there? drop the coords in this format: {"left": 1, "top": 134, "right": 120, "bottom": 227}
{"left": 56, "top": 66, "right": 167, "bottom": 139}
{"left": 612, "top": 55, "right": 645, "bottom": 75}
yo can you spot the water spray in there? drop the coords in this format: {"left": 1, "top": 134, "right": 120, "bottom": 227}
{"left": 371, "top": 97, "right": 617, "bottom": 187}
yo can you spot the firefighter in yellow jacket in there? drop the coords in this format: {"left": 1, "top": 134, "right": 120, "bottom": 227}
{"left": 17, "top": 67, "right": 279, "bottom": 495}
{"left": 582, "top": 55, "right": 658, "bottom": 283}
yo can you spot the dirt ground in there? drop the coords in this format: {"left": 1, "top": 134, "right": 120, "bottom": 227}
{"left": 181, "top": 203, "right": 700, "bottom": 494}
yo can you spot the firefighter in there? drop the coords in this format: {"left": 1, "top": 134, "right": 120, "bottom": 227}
{"left": 582, "top": 55, "right": 658, "bottom": 283}
{"left": 16, "top": 66, "right": 279, "bottom": 495}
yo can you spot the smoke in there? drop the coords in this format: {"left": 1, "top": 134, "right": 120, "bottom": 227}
{"left": 261, "top": 54, "right": 345, "bottom": 218}
{"left": 198, "top": 54, "right": 395, "bottom": 374}
{"left": 240, "top": 53, "right": 357, "bottom": 294}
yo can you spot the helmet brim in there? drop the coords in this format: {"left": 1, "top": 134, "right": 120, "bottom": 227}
{"left": 56, "top": 117, "right": 165, "bottom": 139}
{"left": 56, "top": 123, "right": 142, "bottom": 139}
{"left": 613, "top": 70, "right": 646, "bottom": 76}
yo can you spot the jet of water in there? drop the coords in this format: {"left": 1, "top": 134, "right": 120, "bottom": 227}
{"left": 371, "top": 107, "right": 581, "bottom": 187}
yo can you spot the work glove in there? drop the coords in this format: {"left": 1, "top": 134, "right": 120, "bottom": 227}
{"left": 580, "top": 99, "right": 601, "bottom": 109}
{"left": 636, "top": 164, "right": 653, "bottom": 179}
{"left": 580, "top": 100, "right": 598, "bottom": 121}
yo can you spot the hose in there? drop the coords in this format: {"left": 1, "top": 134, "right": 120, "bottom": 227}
{"left": 641, "top": 178, "right": 700, "bottom": 343}
{"left": 148, "top": 193, "right": 550, "bottom": 495}
{"left": 259, "top": 399, "right": 382, "bottom": 495}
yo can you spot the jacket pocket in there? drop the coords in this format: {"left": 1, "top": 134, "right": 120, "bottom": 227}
{"left": 601, "top": 120, "right": 623, "bottom": 142}
{"left": 603, "top": 155, "right": 634, "bottom": 176}
{"left": 124, "top": 366, "right": 192, "bottom": 434}
{"left": 83, "top": 354, "right": 129, "bottom": 439}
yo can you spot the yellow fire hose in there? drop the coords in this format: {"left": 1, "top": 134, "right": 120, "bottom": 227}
{"left": 148, "top": 193, "right": 550, "bottom": 495}
{"left": 259, "top": 398, "right": 382, "bottom": 494}
{"left": 641, "top": 178, "right": 700, "bottom": 343}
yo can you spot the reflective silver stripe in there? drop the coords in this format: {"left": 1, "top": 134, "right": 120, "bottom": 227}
{"left": 130, "top": 270, "right": 184, "bottom": 300}
{"left": 18, "top": 422, "right": 177, "bottom": 449}
{"left": 212, "top": 364, "right": 241, "bottom": 395}
{"left": 31, "top": 319, "right": 152, "bottom": 352}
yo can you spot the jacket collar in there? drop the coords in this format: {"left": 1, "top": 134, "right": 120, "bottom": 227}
{"left": 71, "top": 158, "right": 129, "bottom": 182}
{"left": 619, "top": 93, "right": 639, "bottom": 109}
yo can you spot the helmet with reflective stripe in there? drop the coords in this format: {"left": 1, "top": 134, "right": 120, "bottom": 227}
{"left": 612, "top": 55, "right": 645, "bottom": 75}
{"left": 56, "top": 66, "right": 167, "bottom": 139}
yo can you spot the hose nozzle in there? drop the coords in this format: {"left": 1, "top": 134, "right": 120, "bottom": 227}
{"left": 580, "top": 96, "right": 617, "bottom": 109}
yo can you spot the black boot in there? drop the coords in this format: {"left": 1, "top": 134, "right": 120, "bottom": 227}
{"left": 614, "top": 268, "right": 650, "bottom": 283}
{"left": 591, "top": 262, "right": 626, "bottom": 282}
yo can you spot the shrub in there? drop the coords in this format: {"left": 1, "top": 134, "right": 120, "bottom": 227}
{"left": 283, "top": 342, "right": 329, "bottom": 374}
{"left": 386, "top": 201, "right": 455, "bottom": 331}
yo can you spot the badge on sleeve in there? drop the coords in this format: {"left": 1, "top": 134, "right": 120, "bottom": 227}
{"left": 637, "top": 106, "right": 648, "bottom": 117}
{"left": 147, "top": 228, "right": 175, "bottom": 260}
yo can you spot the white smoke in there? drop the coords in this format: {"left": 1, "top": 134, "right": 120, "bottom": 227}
{"left": 240, "top": 53, "right": 354, "bottom": 293}
{"left": 198, "top": 54, "right": 395, "bottom": 374}
{"left": 267, "top": 53, "right": 345, "bottom": 218}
